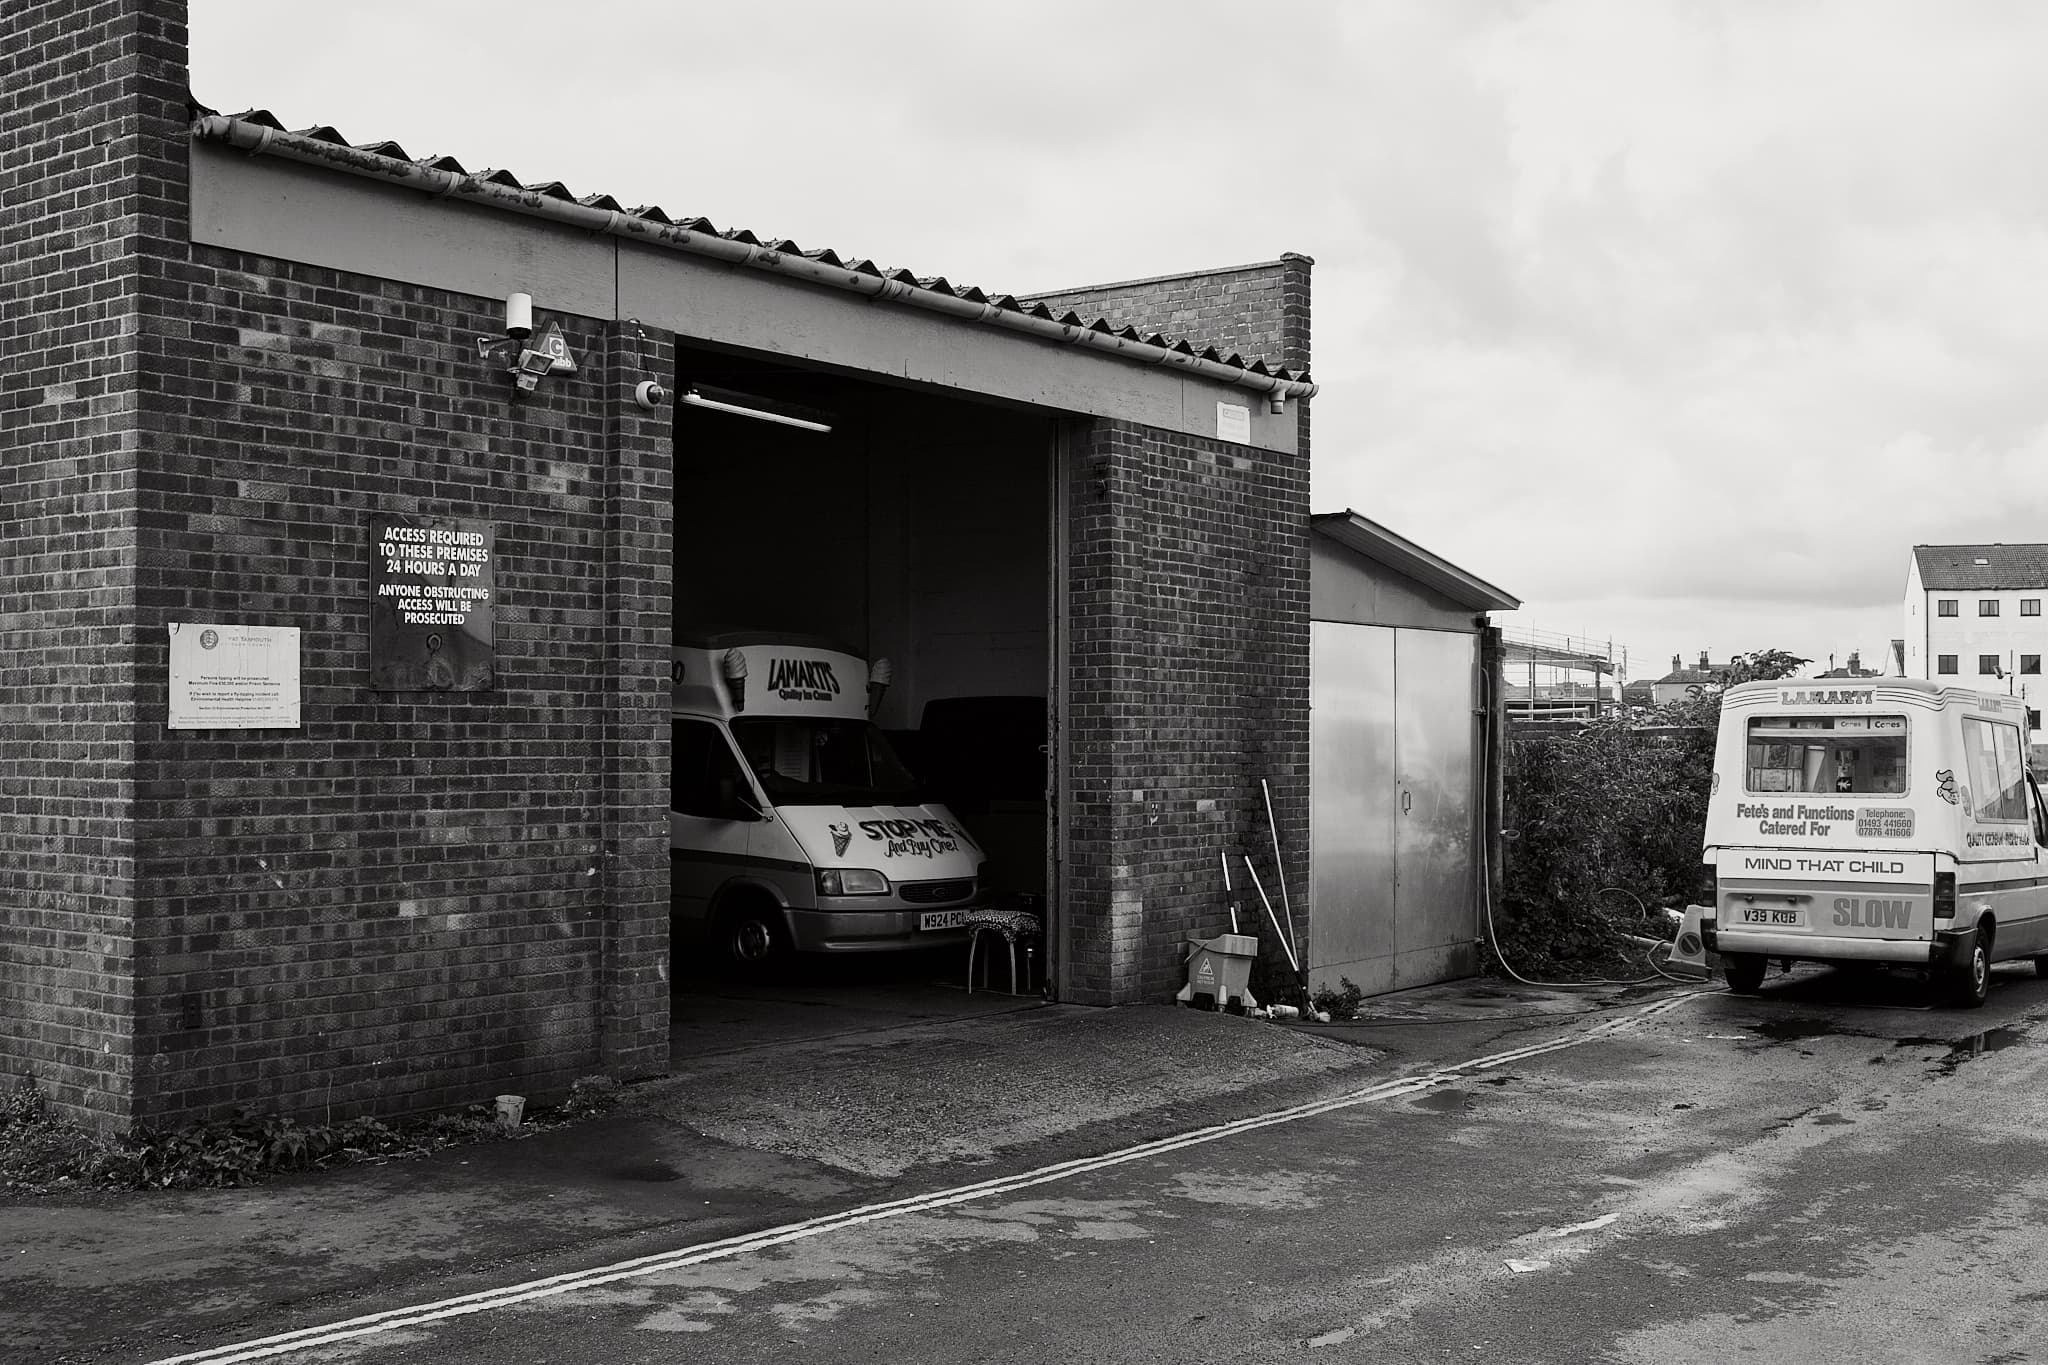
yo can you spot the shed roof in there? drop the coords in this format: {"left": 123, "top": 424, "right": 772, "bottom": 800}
{"left": 189, "top": 107, "right": 1312, "bottom": 397}
{"left": 1310, "top": 510, "right": 1520, "bottom": 612}
{"left": 1913, "top": 543, "right": 2048, "bottom": 591}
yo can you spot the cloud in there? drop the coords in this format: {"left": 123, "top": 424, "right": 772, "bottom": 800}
{"left": 189, "top": 0, "right": 2048, "bottom": 677}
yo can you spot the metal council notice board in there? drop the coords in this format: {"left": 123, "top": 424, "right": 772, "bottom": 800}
{"left": 368, "top": 513, "right": 496, "bottom": 691}
{"left": 168, "top": 623, "right": 302, "bottom": 729}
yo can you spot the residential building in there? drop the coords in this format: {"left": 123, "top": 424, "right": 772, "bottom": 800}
{"left": 1902, "top": 544, "right": 2046, "bottom": 746}
{"left": 1651, "top": 651, "right": 1734, "bottom": 706}
{"left": 1815, "top": 651, "right": 1881, "bottom": 680}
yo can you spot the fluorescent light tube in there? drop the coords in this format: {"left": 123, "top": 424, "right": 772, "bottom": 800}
{"left": 680, "top": 389, "right": 832, "bottom": 434}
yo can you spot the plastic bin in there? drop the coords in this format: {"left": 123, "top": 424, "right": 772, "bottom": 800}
{"left": 1176, "top": 933, "right": 1260, "bottom": 1012}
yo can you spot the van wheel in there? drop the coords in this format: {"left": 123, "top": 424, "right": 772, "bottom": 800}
{"left": 716, "top": 902, "right": 787, "bottom": 977}
{"left": 2033, "top": 954, "right": 2048, "bottom": 979}
{"left": 1724, "top": 954, "right": 1768, "bottom": 995}
{"left": 1946, "top": 933, "right": 1991, "bottom": 1009}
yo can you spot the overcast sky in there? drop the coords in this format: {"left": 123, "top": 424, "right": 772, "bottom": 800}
{"left": 189, "top": 1, "right": 2048, "bottom": 684}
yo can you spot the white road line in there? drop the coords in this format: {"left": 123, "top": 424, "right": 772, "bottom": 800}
{"left": 150, "top": 989, "right": 1705, "bottom": 1364}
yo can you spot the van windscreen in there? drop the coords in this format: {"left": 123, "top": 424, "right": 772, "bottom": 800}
{"left": 1745, "top": 716, "right": 1907, "bottom": 795}
{"left": 731, "top": 717, "right": 920, "bottom": 807}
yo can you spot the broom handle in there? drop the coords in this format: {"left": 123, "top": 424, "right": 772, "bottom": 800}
{"left": 1243, "top": 855, "right": 1298, "bottom": 973}
{"left": 1262, "top": 779, "right": 1298, "bottom": 955}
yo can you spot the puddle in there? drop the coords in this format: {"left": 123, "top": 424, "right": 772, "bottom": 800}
{"left": 1412, "top": 1089, "right": 1472, "bottom": 1113}
{"left": 1813, "top": 1112, "right": 1853, "bottom": 1126}
{"left": 1893, "top": 1027, "right": 2028, "bottom": 1075}
{"left": 1747, "top": 1018, "right": 1835, "bottom": 1044}
{"left": 610, "top": 1162, "right": 684, "bottom": 1182}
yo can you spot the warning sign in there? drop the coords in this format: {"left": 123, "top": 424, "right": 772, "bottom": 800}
{"left": 368, "top": 513, "right": 496, "bottom": 691}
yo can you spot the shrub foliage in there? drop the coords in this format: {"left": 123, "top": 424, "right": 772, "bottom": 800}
{"left": 0, "top": 1073, "right": 625, "bottom": 1195}
{"left": 1492, "top": 649, "right": 1807, "bottom": 976}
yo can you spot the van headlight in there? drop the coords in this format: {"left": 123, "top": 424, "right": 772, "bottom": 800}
{"left": 817, "top": 868, "right": 890, "bottom": 897}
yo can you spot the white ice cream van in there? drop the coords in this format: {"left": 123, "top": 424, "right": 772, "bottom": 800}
{"left": 669, "top": 628, "right": 985, "bottom": 971}
{"left": 1701, "top": 678, "right": 2048, "bottom": 1006}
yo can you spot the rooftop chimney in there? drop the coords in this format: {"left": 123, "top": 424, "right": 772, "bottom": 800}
{"left": 1848, "top": 651, "right": 1860, "bottom": 672}
{"left": 1672, "top": 653, "right": 1682, "bottom": 672}
{"left": 1699, "top": 650, "right": 1709, "bottom": 669}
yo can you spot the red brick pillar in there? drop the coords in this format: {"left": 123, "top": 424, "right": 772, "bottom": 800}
{"left": 1060, "top": 415, "right": 1311, "bottom": 1006}
{"left": 0, "top": 0, "right": 191, "bottom": 1128}
{"left": 598, "top": 320, "right": 674, "bottom": 1076}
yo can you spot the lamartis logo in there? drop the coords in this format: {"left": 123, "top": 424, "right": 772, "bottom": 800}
{"left": 768, "top": 657, "right": 841, "bottom": 702}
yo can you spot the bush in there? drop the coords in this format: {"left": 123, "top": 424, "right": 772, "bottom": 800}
{"left": 1491, "top": 649, "right": 1805, "bottom": 978}
{"left": 1310, "top": 977, "right": 1365, "bottom": 1020}
{"left": 1493, "top": 715, "right": 1711, "bottom": 977}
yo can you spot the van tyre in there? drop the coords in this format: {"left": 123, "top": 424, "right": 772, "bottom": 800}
{"left": 2034, "top": 954, "right": 2048, "bottom": 979}
{"left": 1947, "top": 933, "right": 1990, "bottom": 1010}
{"left": 1724, "top": 954, "right": 1768, "bottom": 995}
{"left": 716, "top": 902, "right": 787, "bottom": 977}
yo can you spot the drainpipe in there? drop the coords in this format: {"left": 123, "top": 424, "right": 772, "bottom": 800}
{"left": 192, "top": 115, "right": 1319, "bottom": 408}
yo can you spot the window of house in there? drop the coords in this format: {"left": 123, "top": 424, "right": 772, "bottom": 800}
{"left": 2024, "top": 599, "right": 2041, "bottom": 617}
{"left": 2023, "top": 655, "right": 2041, "bottom": 675}
{"left": 1981, "top": 599, "right": 2001, "bottom": 617}
{"left": 1746, "top": 715, "right": 1907, "bottom": 795}
{"left": 1961, "top": 717, "right": 2028, "bottom": 822}
{"left": 2031, "top": 709, "right": 2043, "bottom": 732}
{"left": 1938, "top": 599, "right": 1959, "bottom": 617}
{"left": 1980, "top": 654, "right": 2001, "bottom": 675}
{"left": 1938, "top": 655, "right": 1958, "bottom": 674}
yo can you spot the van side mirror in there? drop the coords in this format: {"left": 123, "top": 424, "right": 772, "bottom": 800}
{"left": 717, "top": 776, "right": 763, "bottom": 822}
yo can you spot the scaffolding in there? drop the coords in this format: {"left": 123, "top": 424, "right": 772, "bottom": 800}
{"left": 1500, "top": 627, "right": 1624, "bottom": 721}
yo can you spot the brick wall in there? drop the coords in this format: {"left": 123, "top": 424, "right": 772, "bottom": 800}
{"left": 0, "top": 0, "right": 192, "bottom": 1124}
{"left": 1062, "top": 421, "right": 1311, "bottom": 1004}
{"left": 3, "top": 0, "right": 673, "bottom": 1127}
{"left": 1023, "top": 255, "right": 1313, "bottom": 377}
{"left": 1050, "top": 258, "right": 1314, "bottom": 1004}
{"left": 119, "top": 257, "right": 673, "bottom": 1125}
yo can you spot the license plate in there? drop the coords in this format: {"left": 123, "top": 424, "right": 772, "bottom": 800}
{"left": 919, "top": 910, "right": 968, "bottom": 931}
{"left": 1736, "top": 906, "right": 1806, "bottom": 928}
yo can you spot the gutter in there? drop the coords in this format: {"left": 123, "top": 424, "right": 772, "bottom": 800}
{"left": 191, "top": 115, "right": 1318, "bottom": 410}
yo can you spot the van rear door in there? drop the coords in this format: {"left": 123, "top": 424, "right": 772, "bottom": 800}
{"left": 1719, "top": 850, "right": 1935, "bottom": 944}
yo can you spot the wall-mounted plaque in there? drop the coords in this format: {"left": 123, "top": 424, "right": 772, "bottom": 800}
{"left": 168, "top": 623, "right": 302, "bottom": 729}
{"left": 369, "top": 514, "right": 495, "bottom": 691}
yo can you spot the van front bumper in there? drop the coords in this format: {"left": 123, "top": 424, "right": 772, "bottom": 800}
{"left": 1703, "top": 917, "right": 1977, "bottom": 966}
{"left": 786, "top": 905, "right": 982, "bottom": 953}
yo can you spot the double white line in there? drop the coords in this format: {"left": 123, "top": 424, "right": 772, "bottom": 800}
{"left": 153, "top": 991, "right": 1703, "bottom": 1364}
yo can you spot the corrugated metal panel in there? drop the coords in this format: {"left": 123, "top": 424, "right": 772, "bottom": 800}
{"left": 199, "top": 106, "right": 1304, "bottom": 384}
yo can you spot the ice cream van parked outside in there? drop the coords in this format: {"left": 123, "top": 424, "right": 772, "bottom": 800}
{"left": 1701, "top": 678, "right": 2048, "bottom": 1006}
{"left": 669, "top": 629, "right": 985, "bottom": 971}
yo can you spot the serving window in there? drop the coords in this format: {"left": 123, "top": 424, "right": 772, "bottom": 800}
{"left": 1961, "top": 716, "right": 2028, "bottom": 822}
{"left": 1745, "top": 715, "right": 1907, "bottom": 795}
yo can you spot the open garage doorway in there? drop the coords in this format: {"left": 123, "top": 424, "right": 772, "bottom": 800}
{"left": 665, "top": 345, "right": 1058, "bottom": 1052}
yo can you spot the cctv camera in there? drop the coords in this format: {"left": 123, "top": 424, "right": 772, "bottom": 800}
{"left": 505, "top": 292, "right": 533, "bottom": 339}
{"left": 635, "top": 380, "right": 669, "bottom": 410}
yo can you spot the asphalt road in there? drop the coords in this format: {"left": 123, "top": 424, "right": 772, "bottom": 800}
{"left": 139, "top": 961, "right": 2048, "bottom": 1365}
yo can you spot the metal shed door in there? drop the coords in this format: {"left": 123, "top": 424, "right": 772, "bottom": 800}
{"left": 1392, "top": 628, "right": 1477, "bottom": 987}
{"left": 1311, "top": 623, "right": 1478, "bottom": 993}
{"left": 1309, "top": 622, "right": 1398, "bottom": 991}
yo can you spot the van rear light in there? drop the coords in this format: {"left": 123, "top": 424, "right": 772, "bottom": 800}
{"left": 1697, "top": 863, "right": 1718, "bottom": 906}
{"left": 1933, "top": 871, "right": 1956, "bottom": 920}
